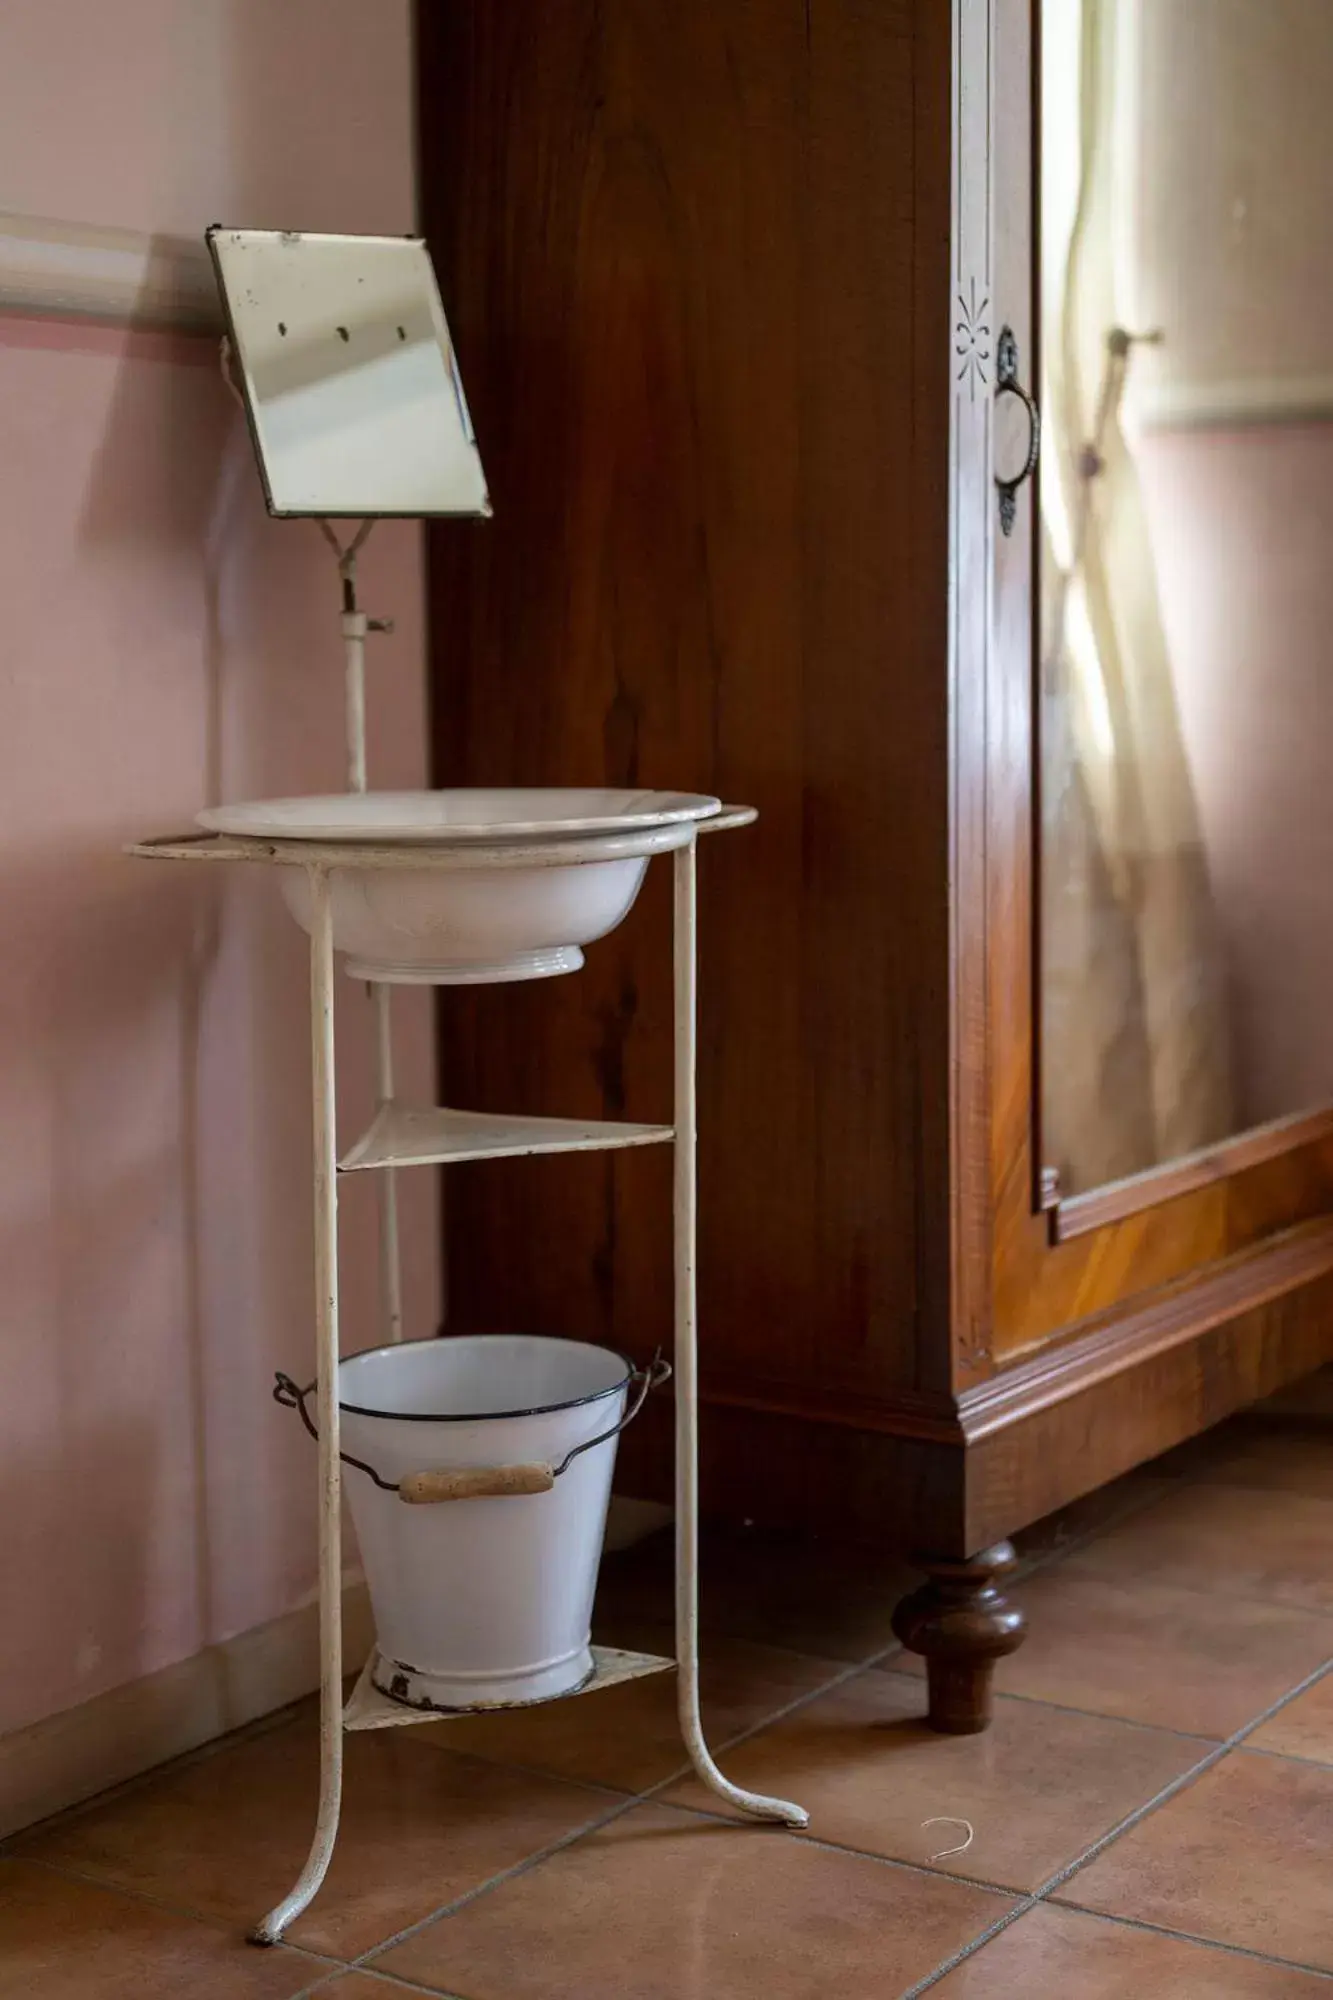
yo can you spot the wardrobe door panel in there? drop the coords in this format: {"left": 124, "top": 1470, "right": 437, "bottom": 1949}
{"left": 422, "top": 3, "right": 959, "bottom": 1418}
{"left": 982, "top": 0, "right": 1333, "bottom": 1361}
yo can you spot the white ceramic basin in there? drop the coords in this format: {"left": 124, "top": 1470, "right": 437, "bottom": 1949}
{"left": 197, "top": 788, "right": 721, "bottom": 843}
{"left": 276, "top": 849, "right": 649, "bottom": 982}
{"left": 196, "top": 789, "right": 720, "bottom": 984}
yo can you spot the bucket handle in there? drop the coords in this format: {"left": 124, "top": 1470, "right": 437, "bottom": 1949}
{"left": 273, "top": 1351, "right": 672, "bottom": 1504}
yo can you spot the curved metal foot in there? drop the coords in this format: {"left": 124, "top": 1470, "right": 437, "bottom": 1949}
{"left": 248, "top": 1806, "right": 338, "bottom": 1946}
{"left": 680, "top": 1709, "right": 809, "bottom": 1828}
{"left": 252, "top": 871, "right": 346, "bottom": 1945}
{"left": 671, "top": 840, "right": 808, "bottom": 1836}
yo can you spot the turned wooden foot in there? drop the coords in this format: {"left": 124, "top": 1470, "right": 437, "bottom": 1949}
{"left": 891, "top": 1541, "right": 1027, "bottom": 1734}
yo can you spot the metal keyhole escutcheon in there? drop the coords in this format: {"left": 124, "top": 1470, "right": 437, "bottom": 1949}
{"left": 994, "top": 325, "right": 1040, "bottom": 537}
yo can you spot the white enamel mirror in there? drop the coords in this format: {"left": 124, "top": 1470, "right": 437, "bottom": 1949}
{"left": 206, "top": 227, "right": 490, "bottom": 518}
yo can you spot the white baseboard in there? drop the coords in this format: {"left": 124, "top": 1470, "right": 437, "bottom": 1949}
{"left": 0, "top": 1497, "right": 671, "bottom": 1842}
{"left": 0, "top": 1583, "right": 373, "bottom": 1842}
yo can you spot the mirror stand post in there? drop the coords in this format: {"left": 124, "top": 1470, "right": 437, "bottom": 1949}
{"left": 314, "top": 514, "right": 406, "bottom": 1348}
{"left": 315, "top": 517, "right": 383, "bottom": 794}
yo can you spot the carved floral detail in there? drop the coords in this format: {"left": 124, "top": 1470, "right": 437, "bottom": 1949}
{"left": 955, "top": 277, "right": 991, "bottom": 401}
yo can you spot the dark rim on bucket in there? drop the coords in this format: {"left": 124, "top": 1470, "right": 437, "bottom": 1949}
{"left": 334, "top": 1333, "right": 637, "bottom": 1425}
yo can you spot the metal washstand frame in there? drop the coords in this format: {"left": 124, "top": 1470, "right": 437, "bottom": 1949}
{"left": 130, "top": 522, "right": 808, "bottom": 1946}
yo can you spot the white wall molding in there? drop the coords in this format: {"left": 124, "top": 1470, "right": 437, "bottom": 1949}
{"left": 0, "top": 1584, "right": 372, "bottom": 1841}
{"left": 0, "top": 211, "right": 220, "bottom": 332}
{"left": 0, "top": 1495, "right": 668, "bottom": 1840}
{"left": 1134, "top": 372, "right": 1333, "bottom": 434}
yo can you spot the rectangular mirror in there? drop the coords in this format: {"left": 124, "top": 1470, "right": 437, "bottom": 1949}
{"left": 1038, "top": 0, "right": 1333, "bottom": 1207}
{"left": 206, "top": 227, "right": 490, "bottom": 518}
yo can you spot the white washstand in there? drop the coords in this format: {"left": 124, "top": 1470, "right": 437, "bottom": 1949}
{"left": 132, "top": 229, "right": 806, "bottom": 1946}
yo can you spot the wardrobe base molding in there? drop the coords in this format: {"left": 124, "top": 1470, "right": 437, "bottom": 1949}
{"left": 959, "top": 1268, "right": 1333, "bottom": 1552}
{"left": 959, "top": 1216, "right": 1333, "bottom": 1440}
{"left": 620, "top": 1255, "right": 1333, "bottom": 1558}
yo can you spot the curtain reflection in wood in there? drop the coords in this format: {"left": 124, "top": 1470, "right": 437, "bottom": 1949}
{"left": 1040, "top": 0, "right": 1233, "bottom": 1196}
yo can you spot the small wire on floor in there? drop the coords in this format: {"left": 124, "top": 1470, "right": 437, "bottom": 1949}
{"left": 922, "top": 1816, "right": 974, "bottom": 1862}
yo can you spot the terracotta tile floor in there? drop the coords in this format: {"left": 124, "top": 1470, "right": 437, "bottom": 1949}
{"left": 5, "top": 1413, "right": 1333, "bottom": 1997}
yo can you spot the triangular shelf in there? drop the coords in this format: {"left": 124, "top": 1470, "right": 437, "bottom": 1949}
{"left": 339, "top": 1102, "right": 674, "bottom": 1173}
{"left": 343, "top": 1645, "right": 675, "bottom": 1730}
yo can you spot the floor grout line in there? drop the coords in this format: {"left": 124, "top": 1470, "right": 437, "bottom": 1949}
{"left": 648, "top": 1640, "right": 907, "bottom": 1774}
{"left": 337, "top": 1631, "right": 982, "bottom": 1973}
{"left": 905, "top": 1654, "right": 1333, "bottom": 1993}
{"left": 1036, "top": 1655, "right": 1333, "bottom": 1895}
{"left": 414, "top": 1742, "right": 646, "bottom": 1802}
{"left": 1049, "top": 1567, "right": 1333, "bottom": 1623}
{"left": 294, "top": 1960, "right": 471, "bottom": 1999}
{"left": 639, "top": 1793, "right": 1028, "bottom": 1901}
{"left": 326, "top": 1477, "right": 1240, "bottom": 1979}
{"left": 6, "top": 1849, "right": 346, "bottom": 1967}
{"left": 390, "top": 1727, "right": 642, "bottom": 1808}
{"left": 335, "top": 1600, "right": 1333, "bottom": 1990}
{"left": 347, "top": 1790, "right": 645, "bottom": 1973}
{"left": 0, "top": 1692, "right": 319, "bottom": 1859}
{"left": 0, "top": 1471, "right": 1166, "bottom": 1870}
{"left": 1043, "top": 1898, "right": 1333, "bottom": 1981}
{"left": 299, "top": 1476, "right": 1233, "bottom": 1974}
{"left": 8, "top": 1450, "right": 1329, "bottom": 1987}
{"left": 1008, "top": 1468, "right": 1184, "bottom": 1566}
{"left": 899, "top": 1898, "right": 1044, "bottom": 1998}
{"left": 1239, "top": 1740, "right": 1333, "bottom": 1773}
{"left": 866, "top": 1668, "right": 1230, "bottom": 1743}
{"left": 607, "top": 1473, "right": 1205, "bottom": 1806}
{"left": 617, "top": 1469, "right": 1184, "bottom": 1801}
{"left": 419, "top": 1633, "right": 904, "bottom": 1805}
{"left": 1014, "top": 1553, "right": 1333, "bottom": 1628}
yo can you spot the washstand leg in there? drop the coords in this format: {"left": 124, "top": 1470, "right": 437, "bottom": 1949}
{"left": 672, "top": 839, "right": 807, "bottom": 1829}
{"left": 891, "top": 1542, "right": 1027, "bottom": 1734}
{"left": 372, "top": 982, "right": 404, "bottom": 1343}
{"left": 252, "top": 869, "right": 345, "bottom": 1942}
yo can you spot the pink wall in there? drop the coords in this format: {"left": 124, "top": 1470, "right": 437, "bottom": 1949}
{"left": 0, "top": 2, "right": 440, "bottom": 1738}
{"left": 1138, "top": 424, "right": 1333, "bottom": 1128}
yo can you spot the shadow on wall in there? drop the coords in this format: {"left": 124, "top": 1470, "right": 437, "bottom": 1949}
{"left": 72, "top": 322, "right": 237, "bottom": 1684}
{"left": 0, "top": 843, "right": 214, "bottom": 1733}
{"left": 65, "top": 295, "right": 379, "bottom": 1675}
{"left": 0, "top": 1, "right": 426, "bottom": 1739}
{"left": 5, "top": 326, "right": 324, "bottom": 1712}
{"left": 217, "top": 0, "right": 418, "bottom": 237}
{"left": 78, "top": 285, "right": 245, "bottom": 812}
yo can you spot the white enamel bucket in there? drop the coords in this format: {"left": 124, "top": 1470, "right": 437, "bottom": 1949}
{"left": 275, "top": 1335, "right": 667, "bottom": 1712}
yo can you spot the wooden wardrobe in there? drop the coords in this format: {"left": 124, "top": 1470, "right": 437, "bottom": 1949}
{"left": 417, "top": 0, "right": 1333, "bottom": 1730}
